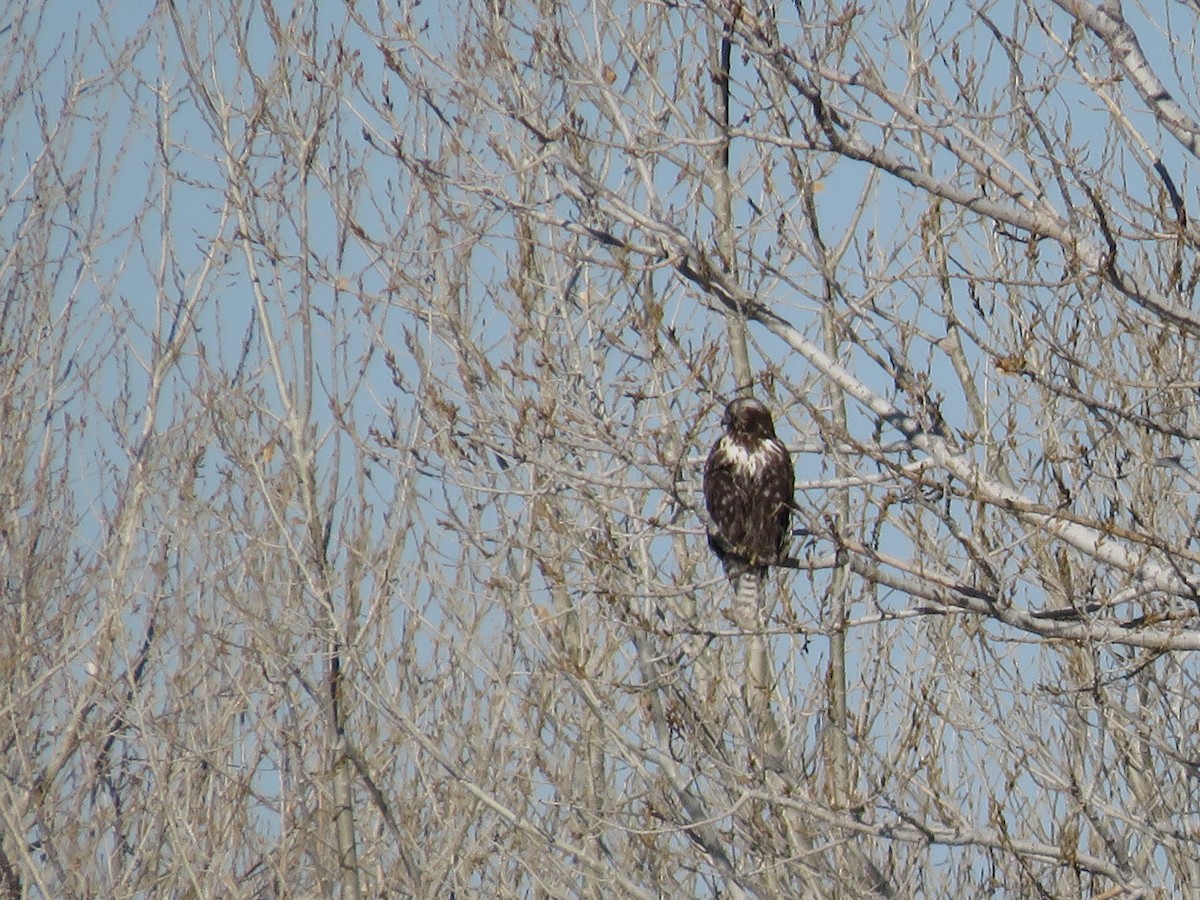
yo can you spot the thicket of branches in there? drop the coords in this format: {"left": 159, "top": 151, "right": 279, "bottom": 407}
{"left": 6, "top": 0, "right": 1200, "bottom": 896}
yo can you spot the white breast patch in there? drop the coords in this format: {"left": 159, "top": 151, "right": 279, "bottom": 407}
{"left": 719, "top": 436, "right": 781, "bottom": 476}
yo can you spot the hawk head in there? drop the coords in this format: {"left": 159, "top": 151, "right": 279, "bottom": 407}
{"left": 721, "top": 397, "right": 778, "bottom": 442}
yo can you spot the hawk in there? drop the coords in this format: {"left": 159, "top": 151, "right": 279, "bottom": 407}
{"left": 703, "top": 397, "right": 794, "bottom": 579}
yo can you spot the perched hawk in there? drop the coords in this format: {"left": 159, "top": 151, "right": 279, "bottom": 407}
{"left": 703, "top": 397, "right": 794, "bottom": 579}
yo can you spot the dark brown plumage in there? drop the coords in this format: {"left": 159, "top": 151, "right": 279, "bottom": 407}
{"left": 703, "top": 398, "right": 794, "bottom": 578}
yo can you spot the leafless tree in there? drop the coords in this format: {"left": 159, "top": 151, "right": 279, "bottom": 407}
{"left": 7, "top": 0, "right": 1200, "bottom": 895}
